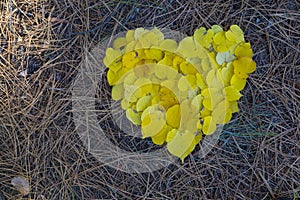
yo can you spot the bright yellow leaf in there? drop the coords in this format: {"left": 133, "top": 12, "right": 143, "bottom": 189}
{"left": 225, "top": 25, "right": 244, "bottom": 43}
{"left": 223, "top": 86, "right": 243, "bottom": 101}
{"left": 235, "top": 42, "right": 253, "bottom": 57}
{"left": 196, "top": 73, "right": 207, "bottom": 89}
{"left": 166, "top": 104, "right": 181, "bottom": 128}
{"left": 230, "top": 74, "right": 247, "bottom": 91}
{"left": 229, "top": 101, "right": 239, "bottom": 113}
{"left": 166, "top": 130, "right": 196, "bottom": 163}
{"left": 233, "top": 57, "right": 256, "bottom": 74}
{"left": 213, "top": 31, "right": 235, "bottom": 52}
{"left": 122, "top": 51, "right": 140, "bottom": 69}
{"left": 144, "top": 48, "right": 163, "bottom": 60}
{"left": 136, "top": 95, "right": 152, "bottom": 112}
{"left": 151, "top": 125, "right": 172, "bottom": 145}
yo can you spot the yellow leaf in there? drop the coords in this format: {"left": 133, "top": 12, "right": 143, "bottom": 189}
{"left": 179, "top": 62, "right": 198, "bottom": 75}
{"left": 111, "top": 84, "right": 124, "bottom": 101}
{"left": 138, "top": 31, "right": 155, "bottom": 48}
{"left": 229, "top": 101, "right": 239, "bottom": 113}
{"left": 159, "top": 39, "right": 177, "bottom": 52}
{"left": 151, "top": 27, "right": 164, "bottom": 44}
{"left": 211, "top": 25, "right": 223, "bottom": 33}
{"left": 220, "top": 62, "right": 234, "bottom": 85}
{"left": 200, "top": 108, "right": 211, "bottom": 118}
{"left": 151, "top": 125, "right": 172, "bottom": 145}
{"left": 134, "top": 27, "right": 146, "bottom": 40}
{"left": 136, "top": 95, "right": 152, "bottom": 112}
{"left": 157, "top": 54, "right": 174, "bottom": 67}
{"left": 191, "top": 94, "right": 203, "bottom": 113}
{"left": 194, "top": 27, "right": 214, "bottom": 48}
{"left": 173, "top": 56, "right": 185, "bottom": 70}
{"left": 201, "top": 88, "right": 224, "bottom": 110}
{"left": 223, "top": 86, "right": 243, "bottom": 101}
{"left": 123, "top": 72, "right": 138, "bottom": 86}
{"left": 121, "top": 99, "right": 131, "bottom": 109}
{"left": 201, "top": 58, "right": 212, "bottom": 73}
{"left": 177, "top": 37, "right": 199, "bottom": 58}
{"left": 206, "top": 69, "right": 224, "bottom": 89}
{"left": 230, "top": 74, "right": 247, "bottom": 91}
{"left": 108, "top": 62, "right": 122, "bottom": 73}
{"left": 122, "top": 51, "right": 140, "bottom": 69}
{"left": 103, "top": 48, "right": 122, "bottom": 67}
{"left": 126, "top": 108, "right": 141, "bottom": 125}
{"left": 225, "top": 25, "right": 244, "bottom": 43}
{"left": 124, "top": 84, "right": 139, "bottom": 102}
{"left": 161, "top": 79, "right": 177, "bottom": 93}
{"left": 124, "top": 40, "right": 136, "bottom": 53}
{"left": 180, "top": 99, "right": 199, "bottom": 132}
{"left": 235, "top": 42, "right": 253, "bottom": 58}
{"left": 141, "top": 110, "right": 166, "bottom": 138}
{"left": 113, "top": 37, "right": 127, "bottom": 49}
{"left": 107, "top": 69, "right": 116, "bottom": 85}
{"left": 211, "top": 100, "right": 232, "bottom": 124}
{"left": 233, "top": 57, "right": 256, "bottom": 74}
{"left": 166, "top": 130, "right": 196, "bottom": 163}
{"left": 144, "top": 48, "right": 163, "bottom": 60}
{"left": 126, "top": 30, "right": 135, "bottom": 42}
{"left": 202, "top": 116, "right": 217, "bottom": 135}
{"left": 166, "top": 104, "right": 181, "bottom": 128}
{"left": 196, "top": 73, "right": 207, "bottom": 89}
{"left": 178, "top": 76, "right": 192, "bottom": 91}
{"left": 134, "top": 64, "right": 150, "bottom": 78}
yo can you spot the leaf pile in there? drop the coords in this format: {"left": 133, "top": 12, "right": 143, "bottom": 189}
{"left": 104, "top": 25, "right": 256, "bottom": 162}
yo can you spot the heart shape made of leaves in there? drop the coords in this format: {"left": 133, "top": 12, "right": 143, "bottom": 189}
{"left": 103, "top": 26, "right": 256, "bottom": 162}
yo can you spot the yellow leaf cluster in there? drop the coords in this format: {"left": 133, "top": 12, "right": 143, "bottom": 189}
{"left": 103, "top": 25, "right": 256, "bottom": 162}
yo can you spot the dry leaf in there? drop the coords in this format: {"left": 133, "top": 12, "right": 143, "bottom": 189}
{"left": 11, "top": 176, "right": 30, "bottom": 196}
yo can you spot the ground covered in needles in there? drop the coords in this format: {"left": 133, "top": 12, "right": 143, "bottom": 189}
{"left": 0, "top": 0, "right": 299, "bottom": 199}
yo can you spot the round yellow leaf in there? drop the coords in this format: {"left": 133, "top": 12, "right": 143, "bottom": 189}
{"left": 230, "top": 74, "right": 247, "bottom": 91}
{"left": 111, "top": 84, "right": 124, "bottom": 101}
{"left": 136, "top": 95, "right": 152, "bottom": 112}
{"left": 235, "top": 42, "right": 253, "bottom": 57}
{"left": 225, "top": 25, "right": 244, "bottom": 43}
